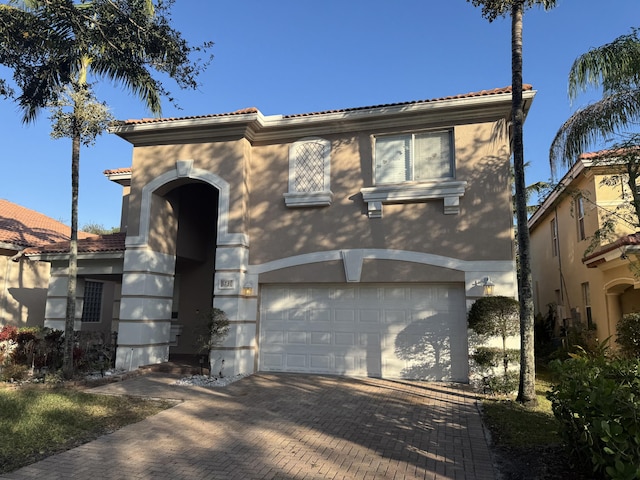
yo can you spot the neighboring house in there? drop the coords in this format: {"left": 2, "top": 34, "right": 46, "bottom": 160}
{"left": 529, "top": 152, "right": 640, "bottom": 344}
{"left": 0, "top": 199, "right": 94, "bottom": 328}
{"left": 26, "top": 85, "right": 535, "bottom": 382}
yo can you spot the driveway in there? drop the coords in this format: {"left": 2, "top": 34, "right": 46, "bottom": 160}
{"left": 1, "top": 373, "right": 496, "bottom": 480}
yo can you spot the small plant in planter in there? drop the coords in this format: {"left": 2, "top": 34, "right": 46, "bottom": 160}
{"left": 196, "top": 308, "right": 230, "bottom": 377}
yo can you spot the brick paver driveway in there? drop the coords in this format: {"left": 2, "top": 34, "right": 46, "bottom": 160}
{"left": 1, "top": 373, "right": 496, "bottom": 480}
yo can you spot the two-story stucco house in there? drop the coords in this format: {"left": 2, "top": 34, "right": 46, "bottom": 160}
{"left": 529, "top": 151, "right": 640, "bottom": 344}
{"left": 26, "top": 85, "right": 535, "bottom": 382}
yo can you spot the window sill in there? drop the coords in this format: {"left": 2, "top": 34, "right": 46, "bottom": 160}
{"left": 360, "top": 180, "right": 467, "bottom": 218}
{"left": 284, "top": 191, "right": 334, "bottom": 207}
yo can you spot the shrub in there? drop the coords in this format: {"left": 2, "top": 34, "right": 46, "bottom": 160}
{"left": 0, "top": 364, "right": 29, "bottom": 382}
{"left": 472, "top": 346, "right": 520, "bottom": 367}
{"left": 484, "top": 371, "right": 519, "bottom": 396}
{"left": 548, "top": 355, "right": 640, "bottom": 479}
{"left": 616, "top": 312, "right": 640, "bottom": 358}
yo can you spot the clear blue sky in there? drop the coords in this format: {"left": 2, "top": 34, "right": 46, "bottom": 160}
{"left": 1, "top": 0, "right": 638, "bottom": 229}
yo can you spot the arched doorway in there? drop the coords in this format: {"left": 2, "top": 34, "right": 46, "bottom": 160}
{"left": 165, "top": 182, "right": 219, "bottom": 360}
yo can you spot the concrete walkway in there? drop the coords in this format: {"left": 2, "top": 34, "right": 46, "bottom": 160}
{"left": 1, "top": 373, "right": 497, "bottom": 480}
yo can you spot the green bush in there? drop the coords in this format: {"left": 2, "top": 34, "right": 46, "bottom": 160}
{"left": 472, "top": 346, "right": 519, "bottom": 368}
{"left": 548, "top": 356, "right": 640, "bottom": 479}
{"left": 0, "top": 364, "right": 29, "bottom": 382}
{"left": 616, "top": 313, "right": 640, "bottom": 358}
{"left": 485, "top": 371, "right": 519, "bottom": 396}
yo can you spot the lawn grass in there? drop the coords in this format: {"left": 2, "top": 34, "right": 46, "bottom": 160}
{"left": 0, "top": 384, "right": 173, "bottom": 474}
{"left": 481, "top": 376, "right": 561, "bottom": 447}
{"left": 479, "top": 369, "right": 596, "bottom": 479}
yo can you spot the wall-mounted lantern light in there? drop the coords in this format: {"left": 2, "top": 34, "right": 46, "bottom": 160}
{"left": 474, "top": 277, "right": 495, "bottom": 296}
{"left": 242, "top": 282, "right": 254, "bottom": 297}
{"left": 482, "top": 277, "right": 495, "bottom": 296}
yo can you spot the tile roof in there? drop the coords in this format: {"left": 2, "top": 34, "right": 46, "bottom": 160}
{"left": 583, "top": 232, "right": 640, "bottom": 264}
{"left": 23, "top": 232, "right": 126, "bottom": 256}
{"left": 119, "top": 85, "right": 531, "bottom": 126}
{"left": 0, "top": 199, "right": 96, "bottom": 249}
{"left": 103, "top": 167, "right": 132, "bottom": 175}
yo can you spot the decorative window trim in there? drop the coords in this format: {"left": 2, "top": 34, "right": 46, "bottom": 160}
{"left": 360, "top": 180, "right": 467, "bottom": 218}
{"left": 284, "top": 137, "right": 333, "bottom": 207}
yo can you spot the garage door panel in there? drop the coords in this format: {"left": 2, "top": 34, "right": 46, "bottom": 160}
{"left": 259, "top": 284, "right": 468, "bottom": 381}
{"left": 310, "top": 331, "right": 331, "bottom": 345}
{"left": 263, "top": 330, "right": 284, "bottom": 344}
{"left": 334, "top": 332, "right": 356, "bottom": 346}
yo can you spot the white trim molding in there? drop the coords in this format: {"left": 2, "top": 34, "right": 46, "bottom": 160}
{"left": 284, "top": 137, "right": 333, "bottom": 207}
{"left": 361, "top": 180, "right": 467, "bottom": 218}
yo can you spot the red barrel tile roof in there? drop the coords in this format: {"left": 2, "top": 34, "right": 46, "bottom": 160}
{"left": 119, "top": 85, "right": 531, "bottom": 126}
{"left": 23, "top": 232, "right": 126, "bottom": 256}
{"left": 0, "top": 199, "right": 96, "bottom": 249}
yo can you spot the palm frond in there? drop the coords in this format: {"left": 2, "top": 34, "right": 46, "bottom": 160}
{"left": 569, "top": 28, "right": 640, "bottom": 99}
{"left": 550, "top": 87, "right": 640, "bottom": 174}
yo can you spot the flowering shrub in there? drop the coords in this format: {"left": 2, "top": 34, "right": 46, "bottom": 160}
{"left": 0, "top": 325, "right": 18, "bottom": 366}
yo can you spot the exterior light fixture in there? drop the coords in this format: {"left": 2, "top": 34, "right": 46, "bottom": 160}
{"left": 482, "top": 277, "right": 495, "bottom": 296}
{"left": 242, "top": 282, "right": 254, "bottom": 297}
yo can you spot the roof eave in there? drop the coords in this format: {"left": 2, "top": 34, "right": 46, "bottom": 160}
{"left": 25, "top": 251, "right": 125, "bottom": 262}
{"left": 109, "top": 89, "right": 536, "bottom": 146}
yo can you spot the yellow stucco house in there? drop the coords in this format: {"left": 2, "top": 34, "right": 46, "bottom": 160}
{"left": 529, "top": 151, "right": 640, "bottom": 344}
{"left": 0, "top": 199, "right": 95, "bottom": 328}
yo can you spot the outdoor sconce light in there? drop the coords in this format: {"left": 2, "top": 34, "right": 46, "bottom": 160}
{"left": 474, "top": 277, "right": 495, "bottom": 296}
{"left": 482, "top": 277, "right": 495, "bottom": 296}
{"left": 242, "top": 282, "right": 254, "bottom": 297}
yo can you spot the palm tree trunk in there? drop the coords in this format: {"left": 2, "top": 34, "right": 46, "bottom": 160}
{"left": 511, "top": 0, "right": 537, "bottom": 406}
{"left": 62, "top": 116, "right": 80, "bottom": 379}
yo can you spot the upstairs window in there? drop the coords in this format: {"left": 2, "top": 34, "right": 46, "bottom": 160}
{"left": 374, "top": 130, "right": 453, "bottom": 184}
{"left": 576, "top": 196, "right": 586, "bottom": 240}
{"left": 551, "top": 218, "right": 559, "bottom": 257}
{"left": 284, "top": 137, "right": 333, "bottom": 207}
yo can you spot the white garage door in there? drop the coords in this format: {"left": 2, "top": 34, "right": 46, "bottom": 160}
{"left": 259, "top": 284, "right": 468, "bottom": 381}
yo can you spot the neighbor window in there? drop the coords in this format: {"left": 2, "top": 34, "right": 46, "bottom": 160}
{"left": 81, "top": 281, "right": 103, "bottom": 323}
{"left": 582, "top": 282, "right": 593, "bottom": 328}
{"left": 551, "top": 218, "right": 559, "bottom": 257}
{"left": 576, "top": 196, "right": 586, "bottom": 240}
{"left": 284, "top": 137, "right": 332, "bottom": 207}
{"left": 374, "top": 130, "right": 453, "bottom": 184}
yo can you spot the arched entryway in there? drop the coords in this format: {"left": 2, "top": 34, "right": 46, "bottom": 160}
{"left": 115, "top": 161, "right": 253, "bottom": 372}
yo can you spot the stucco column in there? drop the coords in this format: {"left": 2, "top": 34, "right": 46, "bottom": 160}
{"left": 208, "top": 250, "right": 257, "bottom": 376}
{"left": 115, "top": 246, "right": 175, "bottom": 370}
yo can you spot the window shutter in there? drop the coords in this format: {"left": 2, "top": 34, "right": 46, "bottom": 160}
{"left": 375, "top": 136, "right": 410, "bottom": 184}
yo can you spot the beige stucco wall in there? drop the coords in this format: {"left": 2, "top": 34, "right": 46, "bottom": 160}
{"left": 123, "top": 119, "right": 514, "bottom": 282}
{"left": 127, "top": 138, "right": 249, "bottom": 246}
{"left": 249, "top": 121, "right": 513, "bottom": 268}
{"left": 0, "top": 255, "right": 49, "bottom": 328}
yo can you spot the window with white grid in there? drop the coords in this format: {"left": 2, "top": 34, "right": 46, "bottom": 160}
{"left": 81, "top": 281, "right": 103, "bottom": 323}
{"left": 284, "top": 137, "right": 333, "bottom": 207}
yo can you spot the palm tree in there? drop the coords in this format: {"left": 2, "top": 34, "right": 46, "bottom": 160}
{"left": 550, "top": 29, "right": 640, "bottom": 169}
{"left": 0, "top": 0, "right": 211, "bottom": 377}
{"left": 467, "top": 0, "right": 557, "bottom": 406}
